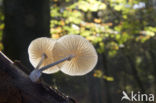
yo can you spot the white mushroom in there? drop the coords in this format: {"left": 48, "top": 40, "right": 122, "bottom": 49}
{"left": 53, "top": 35, "right": 98, "bottom": 76}
{"left": 28, "top": 37, "right": 59, "bottom": 74}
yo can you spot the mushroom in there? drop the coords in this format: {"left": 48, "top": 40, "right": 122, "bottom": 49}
{"left": 28, "top": 37, "right": 74, "bottom": 82}
{"left": 28, "top": 35, "right": 98, "bottom": 82}
{"left": 53, "top": 35, "right": 98, "bottom": 76}
{"left": 28, "top": 37, "right": 59, "bottom": 74}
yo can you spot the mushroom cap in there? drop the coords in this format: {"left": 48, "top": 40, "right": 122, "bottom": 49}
{"left": 53, "top": 35, "right": 98, "bottom": 76}
{"left": 28, "top": 37, "right": 60, "bottom": 74}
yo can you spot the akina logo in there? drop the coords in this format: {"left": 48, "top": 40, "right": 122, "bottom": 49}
{"left": 121, "top": 91, "right": 154, "bottom": 102}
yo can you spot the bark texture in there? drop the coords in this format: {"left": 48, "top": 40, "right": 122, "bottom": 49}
{"left": 0, "top": 52, "right": 76, "bottom": 103}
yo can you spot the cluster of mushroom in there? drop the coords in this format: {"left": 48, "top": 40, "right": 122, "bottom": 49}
{"left": 28, "top": 35, "right": 98, "bottom": 82}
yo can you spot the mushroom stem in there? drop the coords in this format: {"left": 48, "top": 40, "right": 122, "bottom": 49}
{"left": 39, "top": 55, "right": 74, "bottom": 72}
{"left": 36, "top": 53, "right": 47, "bottom": 69}
{"left": 29, "top": 55, "right": 74, "bottom": 82}
{"left": 29, "top": 69, "right": 42, "bottom": 82}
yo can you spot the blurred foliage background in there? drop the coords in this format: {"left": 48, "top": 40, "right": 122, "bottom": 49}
{"left": 0, "top": 0, "right": 3, "bottom": 50}
{"left": 1, "top": 0, "right": 156, "bottom": 103}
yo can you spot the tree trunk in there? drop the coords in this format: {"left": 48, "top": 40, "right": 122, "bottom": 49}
{"left": 102, "top": 53, "right": 112, "bottom": 103}
{"left": 2, "top": 0, "right": 50, "bottom": 72}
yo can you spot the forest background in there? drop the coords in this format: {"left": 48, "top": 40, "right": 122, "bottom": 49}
{"left": 0, "top": 0, "right": 156, "bottom": 103}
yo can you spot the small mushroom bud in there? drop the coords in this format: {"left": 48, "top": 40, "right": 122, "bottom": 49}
{"left": 53, "top": 35, "right": 98, "bottom": 76}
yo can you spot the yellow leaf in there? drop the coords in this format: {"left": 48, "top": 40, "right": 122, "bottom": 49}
{"left": 52, "top": 34, "right": 60, "bottom": 39}
{"left": 94, "top": 18, "right": 102, "bottom": 23}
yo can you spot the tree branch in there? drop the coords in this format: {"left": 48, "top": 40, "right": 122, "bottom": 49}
{"left": 0, "top": 51, "right": 75, "bottom": 103}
